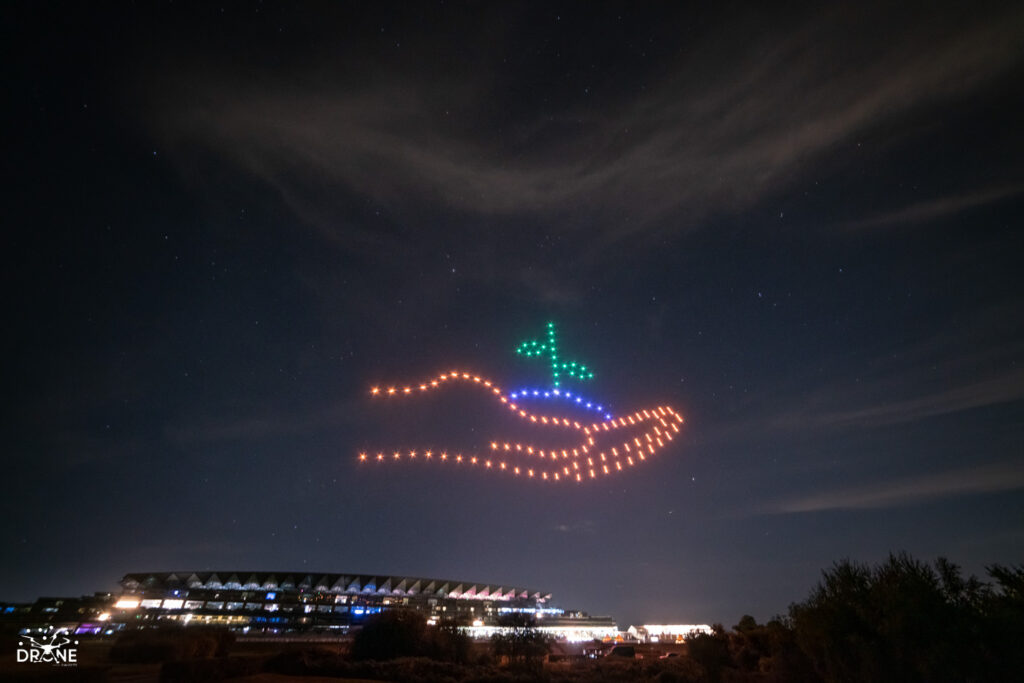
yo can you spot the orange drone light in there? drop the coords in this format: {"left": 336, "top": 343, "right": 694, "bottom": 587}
{"left": 359, "top": 368, "right": 683, "bottom": 484}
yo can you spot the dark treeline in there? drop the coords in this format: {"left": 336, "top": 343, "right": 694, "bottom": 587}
{"left": 687, "top": 553, "right": 1024, "bottom": 683}
{"left": 349, "top": 609, "right": 472, "bottom": 663}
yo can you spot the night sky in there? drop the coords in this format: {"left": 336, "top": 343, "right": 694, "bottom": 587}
{"left": 6, "top": 2, "right": 1024, "bottom": 627}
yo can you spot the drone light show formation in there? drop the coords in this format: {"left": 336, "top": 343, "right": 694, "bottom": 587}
{"left": 358, "top": 322, "right": 683, "bottom": 484}
{"left": 516, "top": 321, "right": 594, "bottom": 388}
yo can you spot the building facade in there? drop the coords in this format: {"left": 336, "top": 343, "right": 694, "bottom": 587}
{"left": 2, "top": 571, "right": 617, "bottom": 642}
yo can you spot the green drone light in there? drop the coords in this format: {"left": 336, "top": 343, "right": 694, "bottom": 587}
{"left": 515, "top": 321, "right": 594, "bottom": 388}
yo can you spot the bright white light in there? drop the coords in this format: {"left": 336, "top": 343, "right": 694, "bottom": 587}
{"left": 461, "top": 623, "right": 619, "bottom": 643}
{"left": 114, "top": 599, "right": 140, "bottom": 609}
{"left": 637, "top": 624, "right": 713, "bottom": 641}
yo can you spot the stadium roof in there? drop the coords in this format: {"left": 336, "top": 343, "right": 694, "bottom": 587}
{"left": 121, "top": 572, "right": 551, "bottom": 601}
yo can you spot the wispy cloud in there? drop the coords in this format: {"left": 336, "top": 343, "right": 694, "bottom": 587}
{"left": 769, "top": 366, "right": 1024, "bottom": 432}
{"left": 151, "top": 4, "right": 1024, "bottom": 261}
{"left": 694, "top": 299, "right": 1024, "bottom": 449}
{"left": 762, "top": 460, "right": 1024, "bottom": 513}
{"left": 837, "top": 183, "right": 1024, "bottom": 232}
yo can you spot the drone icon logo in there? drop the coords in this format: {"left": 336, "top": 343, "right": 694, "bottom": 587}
{"left": 16, "top": 633, "right": 78, "bottom": 665}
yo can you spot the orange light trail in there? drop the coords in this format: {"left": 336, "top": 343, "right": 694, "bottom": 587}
{"left": 360, "top": 369, "right": 684, "bottom": 483}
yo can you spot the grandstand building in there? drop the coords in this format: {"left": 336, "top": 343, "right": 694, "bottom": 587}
{"left": 2, "top": 571, "right": 618, "bottom": 642}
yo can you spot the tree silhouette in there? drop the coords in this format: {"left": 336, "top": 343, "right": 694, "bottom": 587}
{"left": 350, "top": 610, "right": 470, "bottom": 663}
{"left": 490, "top": 613, "right": 552, "bottom": 669}
{"left": 789, "top": 553, "right": 1024, "bottom": 682}
{"left": 685, "top": 625, "right": 732, "bottom": 683}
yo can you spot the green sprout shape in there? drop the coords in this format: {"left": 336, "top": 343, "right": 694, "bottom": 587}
{"left": 515, "top": 321, "right": 594, "bottom": 388}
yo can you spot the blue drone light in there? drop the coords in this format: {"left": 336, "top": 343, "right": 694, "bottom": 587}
{"left": 508, "top": 387, "right": 613, "bottom": 420}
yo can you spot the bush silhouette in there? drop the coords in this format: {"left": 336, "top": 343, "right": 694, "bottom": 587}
{"left": 350, "top": 609, "right": 470, "bottom": 662}
{"left": 109, "top": 624, "right": 234, "bottom": 663}
{"left": 789, "top": 553, "right": 1024, "bottom": 682}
